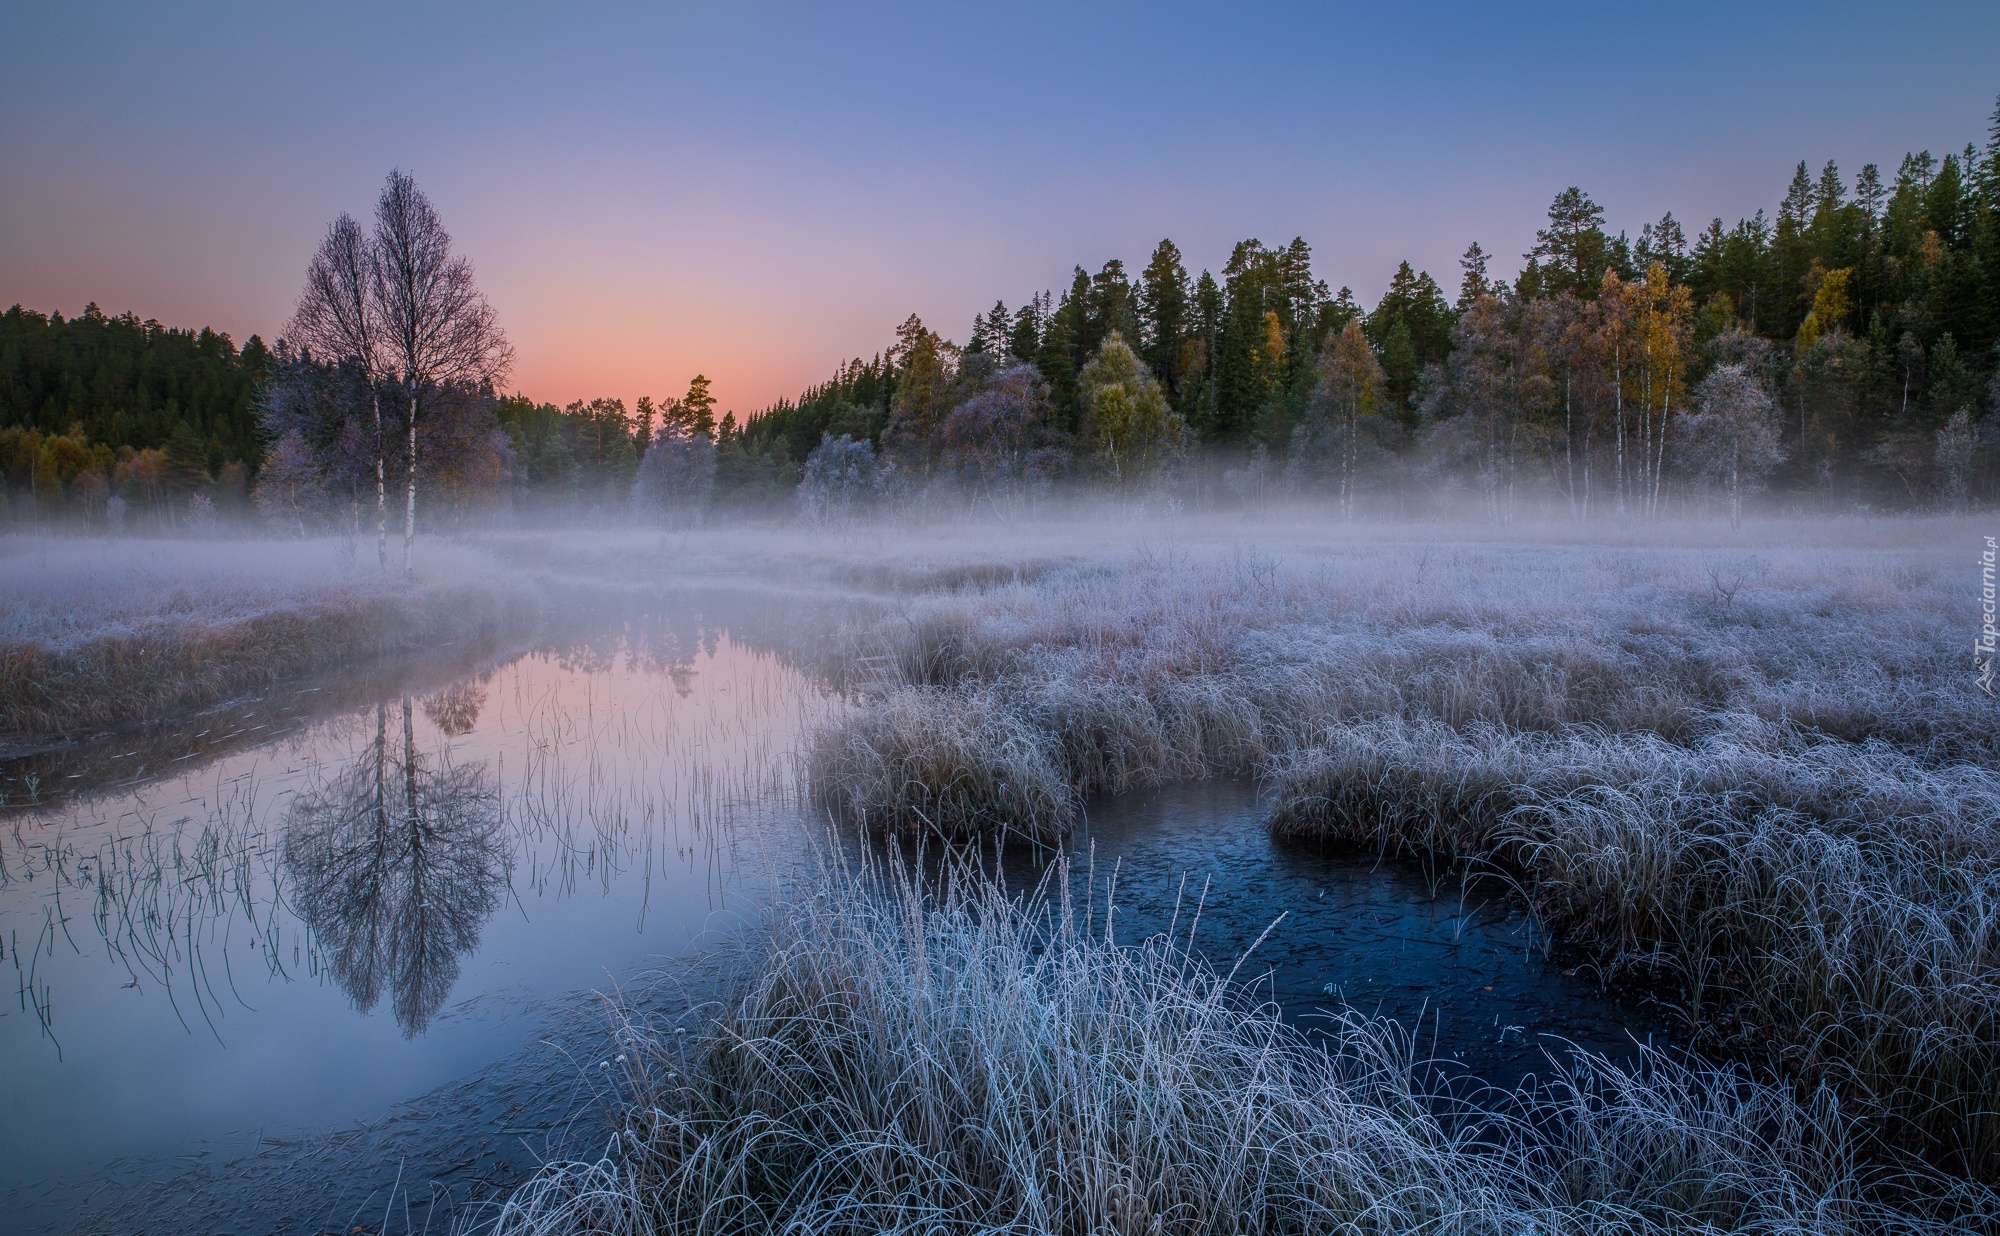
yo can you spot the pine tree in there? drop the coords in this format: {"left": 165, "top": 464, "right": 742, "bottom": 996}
{"left": 1978, "top": 97, "right": 2000, "bottom": 355}
{"left": 1530, "top": 188, "right": 1611, "bottom": 298}
{"left": 675, "top": 374, "right": 717, "bottom": 437}
{"left": 1635, "top": 214, "right": 1690, "bottom": 285}
{"left": 1855, "top": 164, "right": 1887, "bottom": 219}
{"left": 1324, "top": 286, "right": 1362, "bottom": 332}
{"left": 882, "top": 316, "right": 954, "bottom": 474}
{"left": 1278, "top": 237, "right": 1325, "bottom": 324}
{"left": 1008, "top": 295, "right": 1044, "bottom": 362}
{"left": 1139, "top": 240, "right": 1190, "bottom": 397}
{"left": 1035, "top": 295, "right": 1082, "bottom": 433}
{"left": 1212, "top": 240, "right": 1284, "bottom": 440}
{"left": 1184, "top": 271, "right": 1224, "bottom": 435}
{"left": 967, "top": 302, "right": 1001, "bottom": 354}
{"left": 1082, "top": 263, "right": 1128, "bottom": 361}
{"left": 634, "top": 395, "right": 656, "bottom": 458}
{"left": 1456, "top": 242, "right": 1490, "bottom": 311}
{"left": 1367, "top": 262, "right": 1452, "bottom": 424}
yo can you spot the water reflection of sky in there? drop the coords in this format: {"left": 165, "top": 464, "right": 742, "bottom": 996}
{"left": 0, "top": 621, "right": 841, "bottom": 1199}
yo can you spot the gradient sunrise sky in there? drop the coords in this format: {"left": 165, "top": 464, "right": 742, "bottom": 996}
{"left": 3, "top": 2, "right": 1995, "bottom": 417}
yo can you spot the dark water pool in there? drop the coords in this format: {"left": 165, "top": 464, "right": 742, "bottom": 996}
{"left": 1010, "top": 780, "right": 1675, "bottom": 1091}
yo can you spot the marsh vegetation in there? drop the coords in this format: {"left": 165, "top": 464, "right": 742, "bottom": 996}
{"left": 450, "top": 513, "right": 1996, "bottom": 1234}
{"left": 3, "top": 512, "right": 1994, "bottom": 1232}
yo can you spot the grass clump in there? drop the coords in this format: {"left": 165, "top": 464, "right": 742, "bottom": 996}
{"left": 495, "top": 855, "right": 1985, "bottom": 1234}
{"left": 808, "top": 686, "right": 1077, "bottom": 844}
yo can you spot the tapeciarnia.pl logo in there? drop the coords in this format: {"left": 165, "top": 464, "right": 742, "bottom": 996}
{"left": 1979, "top": 535, "right": 1997, "bottom": 697}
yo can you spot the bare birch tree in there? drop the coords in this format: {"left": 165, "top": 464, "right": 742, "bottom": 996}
{"left": 286, "top": 213, "right": 389, "bottom": 567}
{"left": 370, "top": 170, "right": 511, "bottom": 573}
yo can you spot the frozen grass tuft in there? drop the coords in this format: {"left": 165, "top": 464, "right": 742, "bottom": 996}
{"left": 808, "top": 686, "right": 1077, "bottom": 843}
{"left": 1272, "top": 719, "right": 2000, "bottom": 1174}
{"left": 494, "top": 853, "right": 1989, "bottom": 1234}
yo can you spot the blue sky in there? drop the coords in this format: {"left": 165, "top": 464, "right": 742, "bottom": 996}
{"left": 3, "top": 1, "right": 1994, "bottom": 410}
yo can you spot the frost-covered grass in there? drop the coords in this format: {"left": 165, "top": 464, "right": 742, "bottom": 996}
{"left": 411, "top": 510, "right": 1993, "bottom": 1220}
{"left": 1269, "top": 721, "right": 2000, "bottom": 1174}
{"left": 0, "top": 535, "right": 538, "bottom": 740}
{"left": 807, "top": 686, "right": 1080, "bottom": 844}
{"left": 721, "top": 512, "right": 1998, "bottom": 1174}
{"left": 494, "top": 853, "right": 1989, "bottom": 1235}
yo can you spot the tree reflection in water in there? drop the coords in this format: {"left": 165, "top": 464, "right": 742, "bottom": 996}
{"left": 283, "top": 696, "right": 510, "bottom": 1036}
{"left": 422, "top": 678, "right": 489, "bottom": 736}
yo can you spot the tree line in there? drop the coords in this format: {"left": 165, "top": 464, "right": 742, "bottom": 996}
{"left": 0, "top": 304, "right": 268, "bottom": 530}
{"left": 5, "top": 97, "right": 1997, "bottom": 532}
{"left": 731, "top": 96, "right": 2000, "bottom": 520}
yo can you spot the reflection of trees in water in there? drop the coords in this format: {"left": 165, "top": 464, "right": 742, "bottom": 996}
{"left": 283, "top": 697, "right": 510, "bottom": 1036}
{"left": 528, "top": 587, "right": 891, "bottom": 695}
{"left": 541, "top": 610, "right": 720, "bottom": 694}
{"left": 422, "top": 677, "right": 489, "bottom": 735}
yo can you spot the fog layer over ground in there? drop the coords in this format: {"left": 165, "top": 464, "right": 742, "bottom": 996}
{"left": 1, "top": 536, "right": 538, "bottom": 749}
{"left": 7, "top": 508, "right": 1996, "bottom": 1230}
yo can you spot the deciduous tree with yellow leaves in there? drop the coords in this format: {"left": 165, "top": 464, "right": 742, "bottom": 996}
{"left": 1080, "top": 332, "right": 1183, "bottom": 486}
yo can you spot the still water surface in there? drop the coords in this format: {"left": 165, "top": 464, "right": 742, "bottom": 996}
{"left": 1, "top": 602, "right": 1669, "bottom": 1229}
{"left": 0, "top": 608, "right": 839, "bottom": 1221}
{"left": 1021, "top": 781, "right": 1672, "bottom": 1090}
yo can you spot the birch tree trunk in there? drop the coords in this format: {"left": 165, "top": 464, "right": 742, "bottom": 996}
{"left": 374, "top": 390, "right": 388, "bottom": 570}
{"left": 1614, "top": 349, "right": 1626, "bottom": 518}
{"left": 404, "top": 381, "right": 418, "bottom": 575}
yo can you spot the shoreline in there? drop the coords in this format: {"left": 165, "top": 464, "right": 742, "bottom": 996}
{"left": 1, "top": 537, "right": 542, "bottom": 748}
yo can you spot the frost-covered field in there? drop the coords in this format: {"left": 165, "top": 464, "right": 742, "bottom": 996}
{"left": 8, "top": 514, "right": 1992, "bottom": 1225}
{"left": 809, "top": 521, "right": 1997, "bottom": 1156}
{"left": 482, "top": 511, "right": 2000, "bottom": 1229}
{"left": 0, "top": 536, "right": 538, "bottom": 741}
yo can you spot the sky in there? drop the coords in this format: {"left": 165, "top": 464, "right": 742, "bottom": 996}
{"left": 3, "top": 2, "right": 1996, "bottom": 417}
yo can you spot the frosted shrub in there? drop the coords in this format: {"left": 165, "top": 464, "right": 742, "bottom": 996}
{"left": 795, "top": 432, "right": 882, "bottom": 523}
